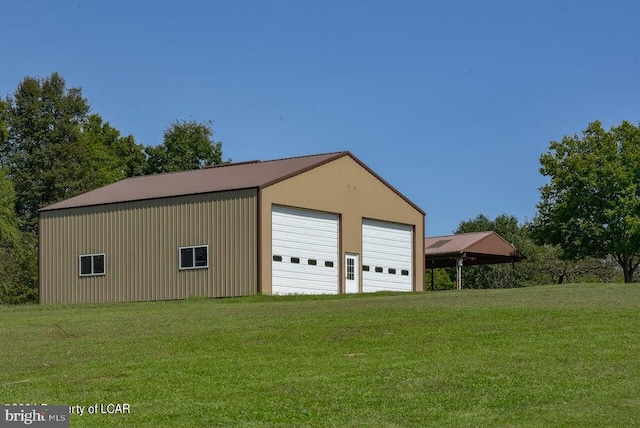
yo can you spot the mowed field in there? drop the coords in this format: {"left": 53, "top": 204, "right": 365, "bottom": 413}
{"left": 1, "top": 284, "right": 640, "bottom": 427}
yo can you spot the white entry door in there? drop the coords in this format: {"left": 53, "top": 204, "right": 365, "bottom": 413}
{"left": 345, "top": 253, "right": 359, "bottom": 293}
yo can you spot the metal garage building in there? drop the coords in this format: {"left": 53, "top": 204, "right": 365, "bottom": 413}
{"left": 39, "top": 151, "right": 425, "bottom": 303}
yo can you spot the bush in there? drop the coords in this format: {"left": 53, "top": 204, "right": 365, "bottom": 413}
{"left": 426, "top": 268, "right": 455, "bottom": 290}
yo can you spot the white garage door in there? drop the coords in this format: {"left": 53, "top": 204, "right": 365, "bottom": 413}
{"left": 362, "top": 219, "right": 413, "bottom": 292}
{"left": 272, "top": 206, "right": 339, "bottom": 295}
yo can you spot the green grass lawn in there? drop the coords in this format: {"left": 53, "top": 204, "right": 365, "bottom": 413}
{"left": 2, "top": 284, "right": 640, "bottom": 427}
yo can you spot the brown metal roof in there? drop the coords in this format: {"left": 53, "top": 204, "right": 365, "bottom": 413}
{"left": 425, "top": 231, "right": 524, "bottom": 268}
{"left": 40, "top": 151, "right": 425, "bottom": 214}
{"left": 41, "top": 152, "right": 343, "bottom": 211}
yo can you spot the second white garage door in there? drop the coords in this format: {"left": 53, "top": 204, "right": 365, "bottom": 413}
{"left": 272, "top": 206, "right": 339, "bottom": 295}
{"left": 362, "top": 219, "right": 413, "bottom": 293}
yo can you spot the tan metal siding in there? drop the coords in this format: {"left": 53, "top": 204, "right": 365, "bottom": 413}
{"left": 39, "top": 189, "right": 257, "bottom": 304}
{"left": 260, "top": 156, "right": 424, "bottom": 294}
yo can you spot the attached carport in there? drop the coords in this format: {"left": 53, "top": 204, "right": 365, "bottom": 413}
{"left": 424, "top": 231, "right": 524, "bottom": 290}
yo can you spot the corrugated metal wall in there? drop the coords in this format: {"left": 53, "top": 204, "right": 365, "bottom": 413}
{"left": 39, "top": 189, "right": 257, "bottom": 304}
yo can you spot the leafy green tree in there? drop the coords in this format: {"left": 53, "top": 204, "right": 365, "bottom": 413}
{"left": 0, "top": 95, "right": 37, "bottom": 303}
{"left": 1, "top": 72, "right": 94, "bottom": 232}
{"left": 0, "top": 99, "right": 8, "bottom": 150}
{"left": 0, "top": 167, "right": 37, "bottom": 303}
{"left": 534, "top": 120, "right": 640, "bottom": 283}
{"left": 457, "top": 214, "right": 521, "bottom": 244}
{"left": 518, "top": 237, "right": 619, "bottom": 285}
{"left": 81, "top": 114, "right": 147, "bottom": 185}
{"left": 144, "top": 119, "right": 223, "bottom": 174}
{"left": 1, "top": 73, "right": 144, "bottom": 234}
{"left": 454, "top": 214, "right": 524, "bottom": 288}
{"left": 455, "top": 213, "right": 621, "bottom": 287}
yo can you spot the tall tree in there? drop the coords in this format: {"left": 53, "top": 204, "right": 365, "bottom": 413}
{"left": 2, "top": 72, "right": 94, "bottom": 232}
{"left": 534, "top": 120, "right": 640, "bottom": 282}
{"left": 144, "top": 119, "right": 223, "bottom": 174}
{"left": 0, "top": 167, "right": 37, "bottom": 303}
{"left": 0, "top": 99, "right": 8, "bottom": 151}
{"left": 81, "top": 114, "right": 147, "bottom": 185}
{"left": 1, "top": 73, "right": 144, "bottom": 233}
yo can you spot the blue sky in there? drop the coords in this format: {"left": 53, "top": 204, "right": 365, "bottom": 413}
{"left": 2, "top": 1, "right": 639, "bottom": 236}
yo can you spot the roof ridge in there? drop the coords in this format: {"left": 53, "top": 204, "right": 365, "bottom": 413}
{"left": 259, "top": 151, "right": 348, "bottom": 164}
{"left": 205, "top": 159, "right": 261, "bottom": 169}
{"left": 112, "top": 151, "right": 349, "bottom": 180}
{"left": 426, "top": 231, "right": 493, "bottom": 239}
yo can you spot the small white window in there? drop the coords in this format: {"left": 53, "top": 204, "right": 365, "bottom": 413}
{"left": 79, "top": 253, "right": 106, "bottom": 276}
{"left": 179, "top": 245, "right": 209, "bottom": 270}
{"left": 346, "top": 257, "right": 355, "bottom": 280}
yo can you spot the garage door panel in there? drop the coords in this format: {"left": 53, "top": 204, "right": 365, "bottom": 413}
{"left": 364, "top": 240, "right": 412, "bottom": 254}
{"left": 362, "top": 272, "right": 411, "bottom": 292}
{"left": 272, "top": 239, "right": 337, "bottom": 251}
{"left": 362, "top": 253, "right": 412, "bottom": 268}
{"left": 272, "top": 242, "right": 337, "bottom": 261}
{"left": 364, "top": 231, "right": 412, "bottom": 244}
{"left": 362, "top": 219, "right": 413, "bottom": 293}
{"left": 272, "top": 265, "right": 338, "bottom": 283}
{"left": 273, "top": 211, "right": 337, "bottom": 226}
{"left": 272, "top": 267, "right": 338, "bottom": 294}
{"left": 363, "top": 234, "right": 412, "bottom": 248}
{"left": 273, "top": 268, "right": 338, "bottom": 293}
{"left": 272, "top": 232, "right": 337, "bottom": 250}
{"left": 271, "top": 283, "right": 335, "bottom": 295}
{"left": 272, "top": 206, "right": 339, "bottom": 295}
{"left": 274, "top": 208, "right": 337, "bottom": 220}
{"left": 363, "top": 219, "right": 411, "bottom": 232}
{"left": 272, "top": 237, "right": 337, "bottom": 252}
{"left": 272, "top": 223, "right": 337, "bottom": 236}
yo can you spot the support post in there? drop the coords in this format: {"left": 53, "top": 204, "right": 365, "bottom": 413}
{"left": 456, "top": 258, "right": 463, "bottom": 290}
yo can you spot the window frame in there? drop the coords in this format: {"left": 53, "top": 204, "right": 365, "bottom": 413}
{"left": 179, "top": 245, "right": 209, "bottom": 270}
{"left": 79, "top": 253, "right": 106, "bottom": 277}
{"left": 346, "top": 257, "right": 355, "bottom": 280}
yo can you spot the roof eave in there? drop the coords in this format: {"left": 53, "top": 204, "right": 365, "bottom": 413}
{"left": 39, "top": 186, "right": 261, "bottom": 213}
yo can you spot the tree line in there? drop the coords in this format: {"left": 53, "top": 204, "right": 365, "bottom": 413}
{"left": 0, "top": 72, "right": 224, "bottom": 303}
{"left": 429, "top": 213, "right": 622, "bottom": 290}
{"left": 432, "top": 119, "right": 640, "bottom": 289}
{"left": 2, "top": 72, "right": 639, "bottom": 302}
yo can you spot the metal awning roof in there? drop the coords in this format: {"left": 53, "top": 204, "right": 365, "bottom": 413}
{"left": 425, "top": 231, "right": 524, "bottom": 269}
